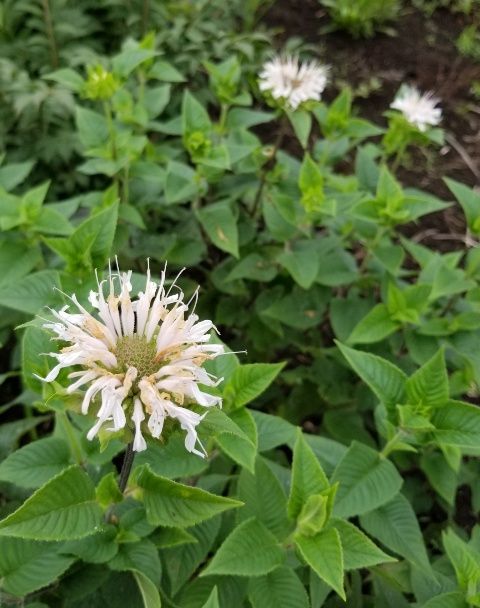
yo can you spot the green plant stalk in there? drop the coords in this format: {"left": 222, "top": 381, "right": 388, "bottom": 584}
{"left": 381, "top": 429, "right": 406, "bottom": 458}
{"left": 41, "top": 0, "right": 59, "bottom": 68}
{"left": 250, "top": 119, "right": 286, "bottom": 218}
{"left": 58, "top": 411, "right": 83, "bottom": 465}
{"left": 118, "top": 441, "right": 135, "bottom": 493}
{"left": 103, "top": 100, "right": 117, "bottom": 162}
{"left": 359, "top": 226, "right": 386, "bottom": 272}
{"left": 103, "top": 99, "right": 122, "bottom": 194}
{"left": 390, "top": 141, "right": 408, "bottom": 173}
{"left": 141, "top": 0, "right": 150, "bottom": 37}
{"left": 123, "top": 165, "right": 130, "bottom": 205}
{"left": 218, "top": 103, "right": 229, "bottom": 135}
{"left": 23, "top": 405, "right": 38, "bottom": 442}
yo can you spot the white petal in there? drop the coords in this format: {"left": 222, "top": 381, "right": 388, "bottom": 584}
{"left": 66, "top": 370, "right": 99, "bottom": 393}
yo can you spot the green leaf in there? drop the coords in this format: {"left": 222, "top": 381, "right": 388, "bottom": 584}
{"left": 316, "top": 248, "right": 357, "bottom": 287}
{"left": 360, "top": 493, "right": 432, "bottom": 571}
{"left": 112, "top": 48, "right": 157, "bottom": 77}
{"left": 238, "top": 456, "right": 290, "bottom": 539}
{"left": 215, "top": 406, "right": 258, "bottom": 473}
{"left": 0, "top": 537, "right": 74, "bottom": 596}
{"left": 303, "top": 435, "right": 347, "bottom": 477}
{"left": 0, "top": 160, "right": 35, "bottom": 190}
{"left": 65, "top": 524, "right": 118, "bottom": 563}
{"left": 182, "top": 90, "right": 212, "bottom": 135}
{"left": 336, "top": 342, "right": 407, "bottom": 412}
{"left": 0, "top": 417, "right": 50, "bottom": 461}
{"left": 262, "top": 285, "right": 327, "bottom": 330}
{"left": 298, "top": 152, "right": 324, "bottom": 211}
{"left": 44, "top": 68, "right": 85, "bottom": 92}
{"left": 226, "top": 108, "right": 275, "bottom": 129}
{"left": 164, "top": 517, "right": 220, "bottom": 595}
{"left": 199, "top": 143, "right": 231, "bottom": 170}
{"left": 278, "top": 240, "right": 320, "bottom": 289}
{"left": 331, "top": 519, "right": 395, "bottom": 570}
{"left": 135, "top": 465, "right": 242, "bottom": 528}
{"left": 150, "top": 60, "right": 186, "bottom": 82}
{"left": 110, "top": 539, "right": 161, "bottom": 585}
{"left": 0, "top": 465, "right": 102, "bottom": 540}
{"left": 332, "top": 441, "right": 403, "bottom": 518}
{"left": 36, "top": 206, "right": 73, "bottom": 236}
{"left": 443, "top": 528, "right": 480, "bottom": 589}
{"left": 288, "top": 429, "right": 329, "bottom": 520}
{"left": 144, "top": 84, "right": 171, "bottom": 119}
{"left": 309, "top": 570, "right": 332, "bottom": 608}
{"left": 135, "top": 433, "right": 208, "bottom": 479}
{"left": 132, "top": 570, "right": 162, "bottom": 608}
{"left": 0, "top": 241, "right": 40, "bottom": 287}
{"left": 251, "top": 411, "right": 297, "bottom": 452}
{"left": 164, "top": 161, "right": 199, "bottom": 205}
{"left": 445, "top": 177, "right": 480, "bottom": 234}
{"left": 0, "top": 437, "right": 71, "bottom": 488}
{"left": 202, "top": 407, "right": 251, "bottom": 443}
{"left": 96, "top": 472, "right": 123, "bottom": 509}
{"left": 406, "top": 349, "right": 449, "bottom": 408}
{"left": 201, "top": 517, "right": 284, "bottom": 577}
{"left": 75, "top": 107, "right": 109, "bottom": 148}
{"left": 296, "top": 494, "right": 330, "bottom": 537}
{"left": 224, "top": 362, "right": 285, "bottom": 408}
{"left": 47, "top": 203, "right": 118, "bottom": 271}
{"left": 288, "top": 110, "right": 312, "bottom": 149}
{"left": 295, "top": 527, "right": 345, "bottom": 600}
{"left": 22, "top": 325, "right": 53, "bottom": 392}
{"left": 331, "top": 296, "right": 372, "bottom": 341}
{"left": 197, "top": 200, "right": 239, "bottom": 257}
{"left": 355, "top": 145, "right": 379, "bottom": 192}
{"left": 226, "top": 253, "right": 277, "bottom": 283}
{"left": 177, "top": 576, "right": 246, "bottom": 608}
{"left": 201, "top": 586, "right": 220, "bottom": 608}
{"left": 116, "top": 505, "right": 155, "bottom": 541}
{"left": 377, "top": 165, "right": 403, "bottom": 203}
{"left": 248, "top": 566, "right": 309, "bottom": 608}
{"left": 348, "top": 303, "right": 400, "bottom": 344}
{"left": 21, "top": 181, "right": 50, "bottom": 214}
{"left": 0, "top": 270, "right": 60, "bottom": 314}
{"left": 421, "top": 593, "right": 468, "bottom": 608}
{"left": 420, "top": 451, "right": 457, "bottom": 505}
{"left": 432, "top": 400, "right": 480, "bottom": 448}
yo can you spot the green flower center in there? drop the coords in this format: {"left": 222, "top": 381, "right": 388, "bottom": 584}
{"left": 114, "top": 335, "right": 159, "bottom": 379}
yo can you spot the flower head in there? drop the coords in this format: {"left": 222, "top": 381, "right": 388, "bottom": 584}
{"left": 40, "top": 263, "right": 225, "bottom": 456}
{"left": 259, "top": 55, "right": 328, "bottom": 110}
{"left": 390, "top": 85, "right": 442, "bottom": 132}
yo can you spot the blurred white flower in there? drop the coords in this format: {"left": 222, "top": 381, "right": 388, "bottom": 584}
{"left": 390, "top": 85, "right": 442, "bottom": 132}
{"left": 259, "top": 55, "right": 328, "bottom": 110}
{"left": 40, "top": 262, "right": 224, "bottom": 456}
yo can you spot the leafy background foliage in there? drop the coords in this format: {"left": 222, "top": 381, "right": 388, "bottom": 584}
{"left": 1, "top": 0, "right": 480, "bottom": 606}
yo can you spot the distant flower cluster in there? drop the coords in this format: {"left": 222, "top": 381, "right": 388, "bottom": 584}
{"left": 258, "top": 55, "right": 442, "bottom": 132}
{"left": 40, "top": 264, "right": 224, "bottom": 455}
{"left": 259, "top": 56, "right": 328, "bottom": 110}
{"left": 390, "top": 85, "right": 442, "bottom": 131}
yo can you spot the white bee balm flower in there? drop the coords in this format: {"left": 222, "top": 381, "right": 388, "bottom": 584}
{"left": 259, "top": 56, "right": 328, "bottom": 110}
{"left": 390, "top": 85, "right": 442, "bottom": 132}
{"left": 40, "top": 263, "right": 224, "bottom": 456}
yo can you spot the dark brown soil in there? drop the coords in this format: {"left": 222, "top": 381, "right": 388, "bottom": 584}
{"left": 262, "top": 0, "right": 480, "bottom": 250}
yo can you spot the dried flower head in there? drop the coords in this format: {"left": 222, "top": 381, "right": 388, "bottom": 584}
{"left": 259, "top": 55, "right": 328, "bottom": 110}
{"left": 40, "top": 263, "right": 225, "bottom": 456}
{"left": 390, "top": 85, "right": 442, "bottom": 132}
